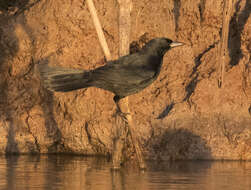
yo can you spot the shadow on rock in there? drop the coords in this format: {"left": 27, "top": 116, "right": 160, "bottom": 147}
{"left": 37, "top": 58, "right": 65, "bottom": 153}
{"left": 229, "top": 0, "right": 251, "bottom": 67}
{"left": 173, "top": 0, "right": 181, "bottom": 32}
{"left": 0, "top": 2, "right": 22, "bottom": 154}
{"left": 0, "top": 0, "right": 62, "bottom": 154}
{"left": 0, "top": 0, "right": 41, "bottom": 17}
{"left": 40, "top": 90, "right": 65, "bottom": 153}
{"left": 14, "top": 2, "right": 64, "bottom": 153}
{"left": 157, "top": 102, "right": 175, "bottom": 119}
{"left": 146, "top": 128, "right": 212, "bottom": 161}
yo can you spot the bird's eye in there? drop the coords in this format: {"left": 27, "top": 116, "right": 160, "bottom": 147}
{"left": 165, "top": 39, "right": 172, "bottom": 44}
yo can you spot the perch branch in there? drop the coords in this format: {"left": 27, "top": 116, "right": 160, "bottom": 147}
{"left": 115, "top": 0, "right": 146, "bottom": 169}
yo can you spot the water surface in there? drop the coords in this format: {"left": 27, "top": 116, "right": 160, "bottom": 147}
{"left": 0, "top": 155, "right": 250, "bottom": 190}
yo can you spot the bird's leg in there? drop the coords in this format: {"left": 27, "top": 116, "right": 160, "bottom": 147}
{"left": 113, "top": 95, "right": 130, "bottom": 122}
{"left": 113, "top": 95, "right": 121, "bottom": 111}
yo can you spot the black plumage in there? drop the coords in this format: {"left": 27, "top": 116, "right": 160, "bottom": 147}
{"left": 38, "top": 38, "right": 183, "bottom": 102}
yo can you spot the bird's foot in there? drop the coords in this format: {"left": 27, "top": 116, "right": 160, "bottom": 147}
{"left": 116, "top": 108, "right": 130, "bottom": 122}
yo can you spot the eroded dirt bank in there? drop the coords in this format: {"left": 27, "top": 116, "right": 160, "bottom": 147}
{"left": 0, "top": 0, "right": 250, "bottom": 160}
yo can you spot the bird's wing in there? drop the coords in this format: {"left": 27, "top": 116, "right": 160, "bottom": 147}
{"left": 91, "top": 54, "right": 155, "bottom": 85}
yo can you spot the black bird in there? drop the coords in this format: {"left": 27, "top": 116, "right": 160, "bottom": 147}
{"left": 38, "top": 38, "right": 183, "bottom": 102}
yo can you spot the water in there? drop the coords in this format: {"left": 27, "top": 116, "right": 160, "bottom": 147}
{"left": 0, "top": 155, "right": 250, "bottom": 190}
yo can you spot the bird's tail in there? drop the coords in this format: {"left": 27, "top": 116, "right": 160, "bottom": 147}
{"left": 38, "top": 64, "right": 92, "bottom": 92}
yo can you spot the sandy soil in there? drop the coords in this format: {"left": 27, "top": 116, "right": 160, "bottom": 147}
{"left": 0, "top": 0, "right": 250, "bottom": 160}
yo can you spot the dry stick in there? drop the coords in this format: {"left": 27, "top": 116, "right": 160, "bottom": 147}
{"left": 218, "top": 0, "right": 234, "bottom": 88}
{"left": 86, "top": 0, "right": 111, "bottom": 61}
{"left": 116, "top": 0, "right": 146, "bottom": 169}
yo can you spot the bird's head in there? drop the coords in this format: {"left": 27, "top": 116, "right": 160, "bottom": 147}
{"left": 142, "top": 38, "right": 184, "bottom": 56}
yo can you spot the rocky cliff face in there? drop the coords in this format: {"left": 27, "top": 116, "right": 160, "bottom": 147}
{"left": 0, "top": 0, "right": 250, "bottom": 160}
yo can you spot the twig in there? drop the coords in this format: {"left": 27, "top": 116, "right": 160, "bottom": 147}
{"left": 86, "top": 0, "right": 111, "bottom": 61}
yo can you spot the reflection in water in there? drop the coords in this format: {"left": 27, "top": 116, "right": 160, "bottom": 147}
{"left": 0, "top": 155, "right": 250, "bottom": 190}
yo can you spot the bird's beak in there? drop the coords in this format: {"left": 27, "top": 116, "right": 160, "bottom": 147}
{"left": 170, "top": 41, "right": 184, "bottom": 48}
